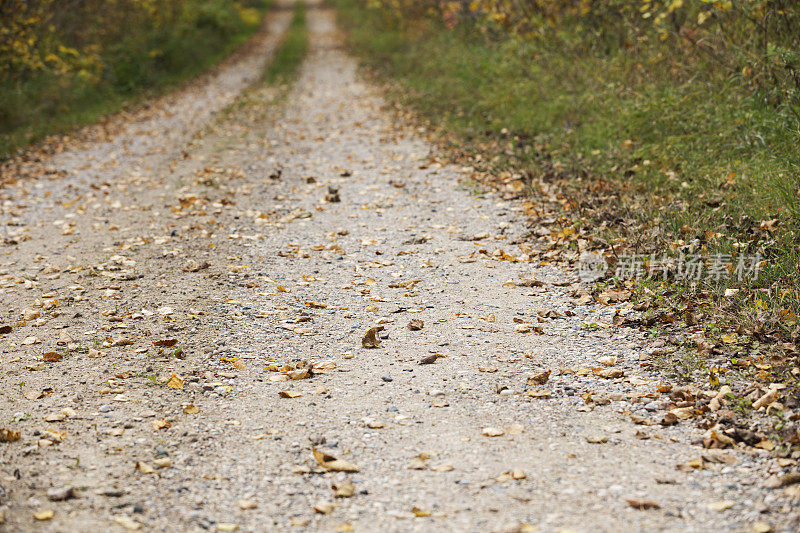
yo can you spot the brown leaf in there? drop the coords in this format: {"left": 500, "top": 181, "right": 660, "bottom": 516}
{"left": 0, "top": 325, "right": 12, "bottom": 335}
{"left": 0, "top": 428, "right": 21, "bottom": 443}
{"left": 626, "top": 498, "right": 660, "bottom": 510}
{"left": 313, "top": 448, "right": 359, "bottom": 472}
{"left": 43, "top": 352, "right": 62, "bottom": 362}
{"left": 361, "top": 326, "right": 384, "bottom": 348}
{"left": 527, "top": 370, "right": 550, "bottom": 385}
{"left": 408, "top": 319, "right": 424, "bottom": 331}
{"left": 153, "top": 339, "right": 178, "bottom": 347}
{"left": 279, "top": 390, "right": 302, "bottom": 398}
{"left": 660, "top": 412, "right": 679, "bottom": 426}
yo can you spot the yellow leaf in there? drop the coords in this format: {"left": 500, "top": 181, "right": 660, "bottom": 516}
{"left": 33, "top": 509, "right": 54, "bottom": 520}
{"left": 167, "top": 374, "right": 183, "bottom": 389}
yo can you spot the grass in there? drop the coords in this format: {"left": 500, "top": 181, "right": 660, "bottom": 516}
{"left": 262, "top": 1, "right": 309, "bottom": 85}
{"left": 333, "top": 0, "right": 800, "bottom": 317}
{"left": 0, "top": 1, "right": 271, "bottom": 160}
{"left": 332, "top": 0, "right": 800, "bottom": 394}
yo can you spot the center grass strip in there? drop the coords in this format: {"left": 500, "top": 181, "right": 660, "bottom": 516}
{"left": 263, "top": 1, "right": 309, "bottom": 85}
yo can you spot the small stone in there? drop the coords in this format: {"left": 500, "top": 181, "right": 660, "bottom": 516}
{"left": 47, "top": 486, "right": 76, "bottom": 501}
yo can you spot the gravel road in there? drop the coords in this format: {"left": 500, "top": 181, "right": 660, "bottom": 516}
{"left": 0, "top": 3, "right": 796, "bottom": 532}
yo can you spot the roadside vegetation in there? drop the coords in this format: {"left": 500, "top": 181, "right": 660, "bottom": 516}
{"left": 334, "top": 0, "right": 800, "bottom": 404}
{"left": 262, "top": 1, "right": 309, "bottom": 85}
{"left": 0, "top": 0, "right": 270, "bottom": 158}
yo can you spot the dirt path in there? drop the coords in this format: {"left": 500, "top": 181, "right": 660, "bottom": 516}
{"left": 0, "top": 4, "right": 794, "bottom": 532}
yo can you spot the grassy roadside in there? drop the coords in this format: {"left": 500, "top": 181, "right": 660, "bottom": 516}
{"left": 0, "top": 1, "right": 271, "bottom": 160}
{"left": 262, "top": 1, "right": 309, "bottom": 85}
{"left": 333, "top": 2, "right": 800, "bottom": 405}
{"left": 201, "top": 0, "right": 308, "bottom": 142}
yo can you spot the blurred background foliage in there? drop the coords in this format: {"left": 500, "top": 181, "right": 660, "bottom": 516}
{"left": 0, "top": 0, "right": 267, "bottom": 156}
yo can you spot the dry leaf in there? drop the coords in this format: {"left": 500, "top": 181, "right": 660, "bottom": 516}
{"left": 408, "top": 319, "right": 424, "bottom": 331}
{"left": 238, "top": 500, "right": 258, "bottom": 510}
{"left": 0, "top": 427, "right": 20, "bottom": 443}
{"left": 707, "top": 500, "right": 735, "bottom": 511}
{"left": 153, "top": 339, "right": 178, "bottom": 347}
{"left": 332, "top": 481, "right": 355, "bottom": 498}
{"left": 411, "top": 507, "right": 431, "bottom": 517}
{"left": 114, "top": 516, "right": 142, "bottom": 530}
{"left": 526, "top": 390, "right": 551, "bottom": 398}
{"left": 135, "top": 462, "right": 155, "bottom": 474}
{"left": 43, "top": 352, "right": 62, "bottom": 362}
{"left": 527, "top": 371, "right": 550, "bottom": 385}
{"left": 152, "top": 419, "right": 171, "bottom": 430}
{"left": 626, "top": 498, "right": 661, "bottom": 510}
{"left": 313, "top": 447, "right": 359, "bottom": 472}
{"left": 279, "top": 390, "right": 302, "bottom": 398}
{"left": 166, "top": 374, "right": 183, "bottom": 389}
{"left": 593, "top": 368, "right": 624, "bottom": 379}
{"left": 314, "top": 501, "right": 335, "bottom": 514}
{"left": 482, "top": 427, "right": 504, "bottom": 437}
{"left": 33, "top": 509, "right": 54, "bottom": 521}
{"left": 362, "top": 326, "right": 384, "bottom": 348}
{"left": 183, "top": 404, "right": 199, "bottom": 414}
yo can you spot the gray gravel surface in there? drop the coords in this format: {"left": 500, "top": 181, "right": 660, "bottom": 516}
{"left": 0, "top": 3, "right": 796, "bottom": 532}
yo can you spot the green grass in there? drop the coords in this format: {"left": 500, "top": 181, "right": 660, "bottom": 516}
{"left": 0, "top": 1, "right": 271, "bottom": 160}
{"left": 262, "top": 1, "right": 309, "bottom": 85}
{"left": 333, "top": 0, "right": 800, "bottom": 324}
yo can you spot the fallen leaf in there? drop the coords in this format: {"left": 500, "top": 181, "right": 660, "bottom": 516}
{"left": 411, "top": 506, "right": 431, "bottom": 517}
{"left": 238, "top": 499, "right": 258, "bottom": 510}
{"left": 166, "top": 374, "right": 183, "bottom": 389}
{"left": 33, "top": 509, "right": 54, "bottom": 521}
{"left": 0, "top": 428, "right": 21, "bottom": 443}
{"left": 526, "top": 390, "right": 551, "bottom": 398}
{"left": 313, "top": 448, "right": 359, "bottom": 472}
{"left": 314, "top": 501, "right": 335, "bottom": 514}
{"left": 153, "top": 339, "right": 178, "bottom": 347}
{"left": 332, "top": 480, "right": 355, "bottom": 498}
{"left": 408, "top": 319, "right": 424, "bottom": 331}
{"left": 152, "top": 419, "right": 171, "bottom": 430}
{"left": 279, "top": 390, "right": 302, "bottom": 398}
{"left": 183, "top": 404, "right": 199, "bottom": 414}
{"left": 707, "top": 500, "right": 735, "bottom": 511}
{"left": 626, "top": 498, "right": 661, "bottom": 510}
{"left": 43, "top": 352, "right": 62, "bottom": 362}
{"left": 361, "top": 326, "right": 384, "bottom": 348}
{"left": 482, "top": 427, "right": 505, "bottom": 437}
{"left": 593, "top": 368, "right": 624, "bottom": 379}
{"left": 114, "top": 516, "right": 142, "bottom": 530}
{"left": 135, "top": 461, "right": 155, "bottom": 474}
{"left": 527, "top": 370, "right": 550, "bottom": 385}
